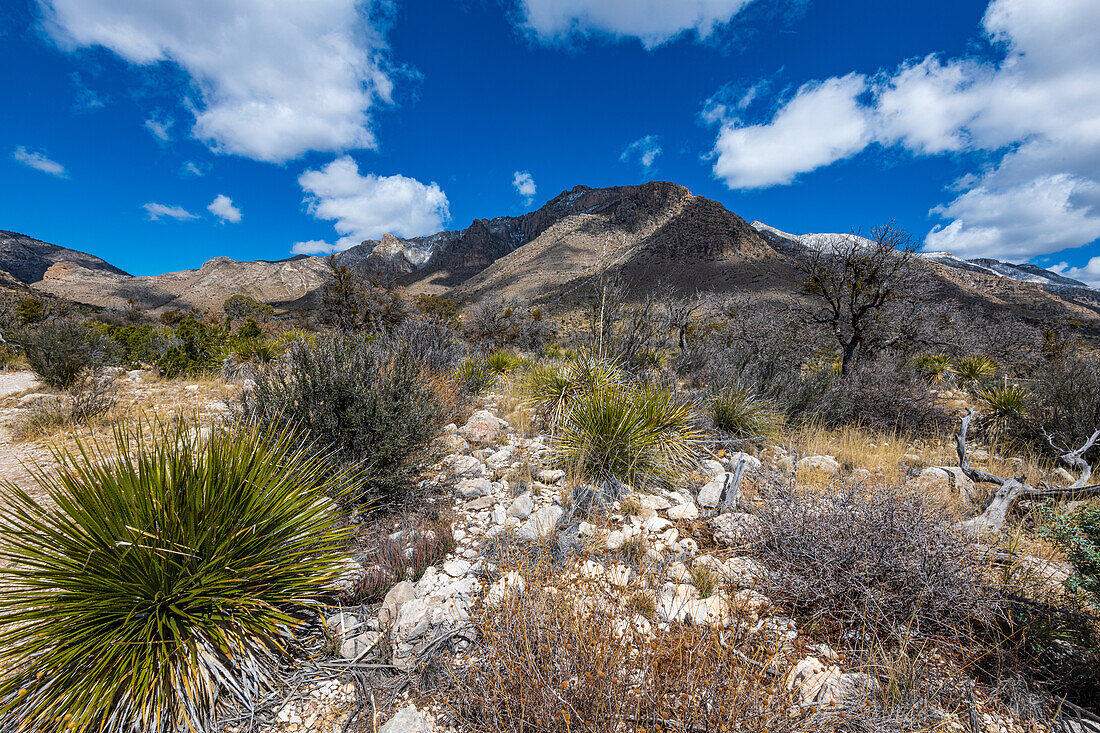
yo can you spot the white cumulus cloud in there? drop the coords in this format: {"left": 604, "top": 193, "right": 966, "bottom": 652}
{"left": 144, "top": 202, "right": 198, "bottom": 221}
{"left": 41, "top": 0, "right": 394, "bottom": 163}
{"left": 207, "top": 194, "right": 242, "bottom": 223}
{"left": 513, "top": 170, "right": 537, "bottom": 205}
{"left": 13, "top": 146, "right": 68, "bottom": 177}
{"left": 706, "top": 0, "right": 1100, "bottom": 262}
{"left": 295, "top": 155, "right": 450, "bottom": 254}
{"left": 711, "top": 74, "right": 870, "bottom": 189}
{"left": 1051, "top": 257, "right": 1100, "bottom": 289}
{"left": 291, "top": 240, "right": 338, "bottom": 256}
{"left": 620, "top": 134, "right": 663, "bottom": 169}
{"left": 518, "top": 0, "right": 755, "bottom": 48}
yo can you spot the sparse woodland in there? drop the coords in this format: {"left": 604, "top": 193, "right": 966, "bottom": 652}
{"left": 1, "top": 235, "right": 1099, "bottom": 733}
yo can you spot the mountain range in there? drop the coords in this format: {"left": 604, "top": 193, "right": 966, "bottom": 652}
{"left": 2, "top": 182, "right": 1098, "bottom": 331}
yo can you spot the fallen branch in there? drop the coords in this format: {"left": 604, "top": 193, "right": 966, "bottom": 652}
{"left": 956, "top": 409, "right": 1100, "bottom": 536}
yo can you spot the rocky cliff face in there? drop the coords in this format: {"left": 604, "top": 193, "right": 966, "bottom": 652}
{"left": 0, "top": 231, "right": 130, "bottom": 284}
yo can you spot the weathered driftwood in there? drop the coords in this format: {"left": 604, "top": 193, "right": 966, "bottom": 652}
{"left": 956, "top": 408, "right": 1100, "bottom": 536}
{"left": 720, "top": 455, "right": 748, "bottom": 512}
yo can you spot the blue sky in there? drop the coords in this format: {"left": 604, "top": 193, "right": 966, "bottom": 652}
{"left": 2, "top": 0, "right": 1099, "bottom": 286}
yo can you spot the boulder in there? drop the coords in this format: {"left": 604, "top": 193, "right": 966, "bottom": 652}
{"left": 506, "top": 492, "right": 535, "bottom": 519}
{"left": 786, "top": 657, "right": 879, "bottom": 708}
{"left": 461, "top": 410, "right": 506, "bottom": 444}
{"left": 379, "top": 705, "right": 434, "bottom": 733}
{"left": 456, "top": 478, "right": 492, "bottom": 499}
{"left": 444, "top": 454, "right": 484, "bottom": 479}
{"left": 700, "top": 459, "right": 726, "bottom": 477}
{"left": 668, "top": 501, "right": 700, "bottom": 521}
{"left": 536, "top": 469, "right": 566, "bottom": 484}
{"left": 379, "top": 581, "right": 416, "bottom": 627}
{"left": 698, "top": 472, "right": 740, "bottom": 509}
{"left": 797, "top": 455, "right": 841, "bottom": 473}
{"left": 725, "top": 451, "right": 762, "bottom": 471}
{"left": 516, "top": 505, "right": 564, "bottom": 541}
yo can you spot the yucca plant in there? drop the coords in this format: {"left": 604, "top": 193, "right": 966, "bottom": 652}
{"left": 955, "top": 355, "right": 998, "bottom": 387}
{"left": 0, "top": 419, "right": 356, "bottom": 733}
{"left": 454, "top": 355, "right": 497, "bottom": 396}
{"left": 486, "top": 349, "right": 524, "bottom": 375}
{"left": 522, "top": 352, "right": 628, "bottom": 427}
{"left": 555, "top": 385, "right": 704, "bottom": 489}
{"left": 913, "top": 354, "right": 954, "bottom": 383}
{"left": 710, "top": 387, "right": 785, "bottom": 439}
{"left": 975, "top": 383, "right": 1029, "bottom": 425}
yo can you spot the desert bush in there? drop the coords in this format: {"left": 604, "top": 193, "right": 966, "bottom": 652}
{"left": 823, "top": 358, "right": 952, "bottom": 436}
{"left": 223, "top": 293, "right": 274, "bottom": 322}
{"left": 15, "top": 295, "right": 45, "bottom": 324}
{"left": 1029, "top": 354, "right": 1100, "bottom": 449}
{"left": 0, "top": 339, "right": 19, "bottom": 370}
{"left": 753, "top": 481, "right": 994, "bottom": 647}
{"left": 391, "top": 316, "right": 465, "bottom": 372}
{"left": 1041, "top": 506, "right": 1100, "bottom": 610}
{"left": 710, "top": 386, "right": 785, "bottom": 439}
{"left": 17, "top": 319, "right": 98, "bottom": 390}
{"left": 157, "top": 317, "right": 229, "bottom": 377}
{"left": 9, "top": 397, "right": 70, "bottom": 441}
{"left": 454, "top": 355, "right": 496, "bottom": 396}
{"left": 445, "top": 558, "right": 809, "bottom": 733}
{"left": 466, "top": 296, "right": 549, "bottom": 350}
{"left": 522, "top": 353, "right": 628, "bottom": 427}
{"left": 238, "top": 333, "right": 460, "bottom": 506}
{"left": 0, "top": 419, "right": 354, "bottom": 732}
{"left": 955, "top": 355, "right": 999, "bottom": 388}
{"left": 412, "top": 293, "right": 458, "bottom": 323}
{"left": 358, "top": 519, "right": 456, "bottom": 602}
{"left": 555, "top": 385, "right": 703, "bottom": 489}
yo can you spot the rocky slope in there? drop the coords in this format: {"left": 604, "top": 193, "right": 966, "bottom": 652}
{"left": 5, "top": 184, "right": 1100, "bottom": 331}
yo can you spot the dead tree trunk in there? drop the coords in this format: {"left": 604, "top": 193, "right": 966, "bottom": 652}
{"left": 955, "top": 408, "right": 1100, "bottom": 536}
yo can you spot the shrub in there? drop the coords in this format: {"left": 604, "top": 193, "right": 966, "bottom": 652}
{"left": 0, "top": 419, "right": 354, "bottom": 732}
{"left": 445, "top": 558, "right": 807, "bottom": 733}
{"left": 15, "top": 295, "right": 45, "bottom": 324}
{"left": 555, "top": 385, "right": 703, "bottom": 489}
{"left": 157, "top": 317, "right": 229, "bottom": 377}
{"left": 975, "top": 383, "right": 1029, "bottom": 427}
{"left": 710, "top": 386, "right": 785, "bottom": 439}
{"left": 17, "top": 319, "right": 97, "bottom": 390}
{"left": 8, "top": 397, "right": 70, "bottom": 442}
{"left": 825, "top": 358, "right": 952, "bottom": 436}
{"left": 466, "top": 296, "right": 549, "bottom": 350}
{"left": 1030, "top": 355, "right": 1100, "bottom": 449}
{"left": 752, "top": 482, "right": 994, "bottom": 647}
{"left": 1041, "top": 506, "right": 1100, "bottom": 610}
{"left": 392, "top": 316, "right": 465, "bottom": 373}
{"left": 238, "top": 334, "right": 459, "bottom": 505}
{"left": 955, "top": 355, "right": 998, "bottom": 387}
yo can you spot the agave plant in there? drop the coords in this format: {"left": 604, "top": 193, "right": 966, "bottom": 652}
{"left": 954, "top": 355, "right": 998, "bottom": 387}
{"left": 521, "top": 352, "right": 628, "bottom": 428}
{"left": 555, "top": 385, "right": 704, "bottom": 489}
{"left": 0, "top": 419, "right": 356, "bottom": 733}
{"left": 710, "top": 387, "right": 785, "bottom": 439}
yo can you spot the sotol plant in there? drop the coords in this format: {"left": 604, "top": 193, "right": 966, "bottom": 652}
{"left": 0, "top": 419, "right": 355, "bottom": 732}
{"left": 555, "top": 386, "right": 703, "bottom": 489}
{"left": 710, "top": 386, "right": 785, "bottom": 439}
{"left": 955, "top": 355, "right": 998, "bottom": 388}
{"left": 522, "top": 353, "right": 628, "bottom": 427}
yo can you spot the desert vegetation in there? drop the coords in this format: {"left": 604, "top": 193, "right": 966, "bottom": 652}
{"left": 0, "top": 239, "right": 1099, "bottom": 733}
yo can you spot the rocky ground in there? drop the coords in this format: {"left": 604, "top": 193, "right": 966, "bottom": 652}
{"left": 0, "top": 370, "right": 1075, "bottom": 732}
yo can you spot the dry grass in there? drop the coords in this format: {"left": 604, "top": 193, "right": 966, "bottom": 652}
{"left": 443, "top": 554, "right": 816, "bottom": 733}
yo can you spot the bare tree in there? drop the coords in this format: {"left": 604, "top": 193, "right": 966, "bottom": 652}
{"left": 658, "top": 286, "right": 708, "bottom": 353}
{"left": 955, "top": 408, "right": 1100, "bottom": 536}
{"left": 796, "top": 223, "right": 929, "bottom": 377}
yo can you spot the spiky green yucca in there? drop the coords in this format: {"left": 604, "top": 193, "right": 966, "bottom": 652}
{"left": 454, "top": 355, "right": 496, "bottom": 396}
{"left": 555, "top": 386, "right": 703, "bottom": 488}
{"left": 975, "top": 383, "right": 1029, "bottom": 423}
{"left": 710, "top": 387, "right": 785, "bottom": 439}
{"left": 914, "top": 354, "right": 954, "bottom": 383}
{"left": 521, "top": 353, "right": 628, "bottom": 427}
{"left": 0, "top": 420, "right": 354, "bottom": 733}
{"left": 485, "top": 349, "right": 524, "bottom": 375}
{"left": 955, "top": 355, "right": 998, "bottom": 387}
